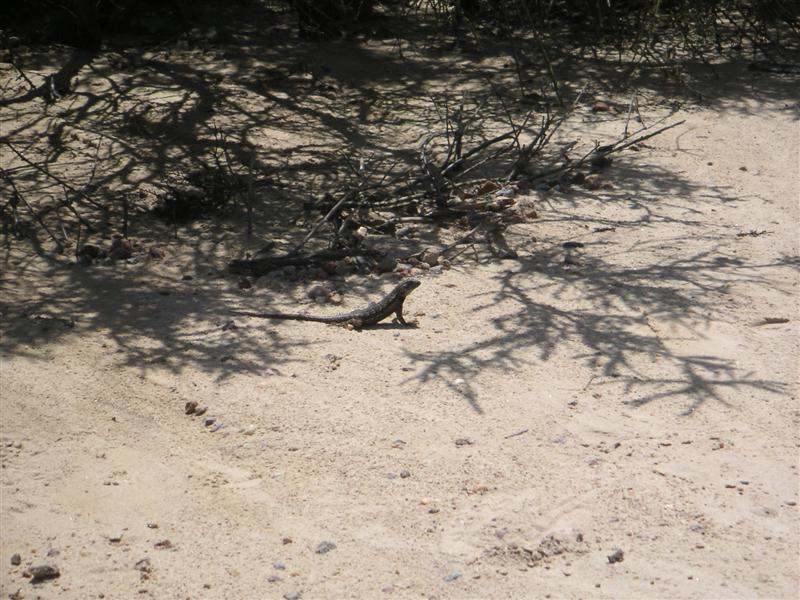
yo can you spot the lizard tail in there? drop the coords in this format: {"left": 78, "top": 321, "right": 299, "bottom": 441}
{"left": 229, "top": 310, "right": 329, "bottom": 322}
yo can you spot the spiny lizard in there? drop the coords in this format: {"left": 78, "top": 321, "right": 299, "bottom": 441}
{"left": 230, "top": 278, "right": 421, "bottom": 328}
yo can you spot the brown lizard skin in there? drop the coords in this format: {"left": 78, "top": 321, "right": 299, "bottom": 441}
{"left": 230, "top": 278, "right": 421, "bottom": 327}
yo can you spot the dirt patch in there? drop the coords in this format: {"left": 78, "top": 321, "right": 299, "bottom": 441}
{"left": 1, "top": 11, "right": 799, "bottom": 600}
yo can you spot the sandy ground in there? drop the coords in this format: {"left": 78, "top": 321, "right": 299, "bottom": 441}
{"left": 1, "top": 15, "right": 799, "bottom": 600}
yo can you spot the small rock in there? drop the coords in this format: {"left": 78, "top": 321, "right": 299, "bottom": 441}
{"left": 282, "top": 537, "right": 293, "bottom": 545}
{"left": 146, "top": 523, "right": 159, "bottom": 529}
{"left": 454, "top": 438, "right": 474, "bottom": 447}
{"left": 315, "top": 541, "right": 336, "bottom": 554}
{"left": 184, "top": 401, "right": 198, "bottom": 415}
{"left": 307, "top": 285, "right": 331, "bottom": 301}
{"left": 583, "top": 175, "right": 604, "bottom": 190}
{"left": 376, "top": 255, "right": 398, "bottom": 273}
{"left": 592, "top": 101, "right": 611, "bottom": 112}
{"left": 273, "top": 562, "right": 286, "bottom": 570}
{"left": 46, "top": 549, "right": 59, "bottom": 557}
{"left": 430, "top": 265, "right": 444, "bottom": 275}
{"left": 607, "top": 548, "right": 624, "bottom": 564}
{"left": 203, "top": 417, "right": 216, "bottom": 427}
{"left": 154, "top": 540, "right": 173, "bottom": 550}
{"left": 399, "top": 470, "right": 411, "bottom": 479}
{"left": 28, "top": 564, "right": 60, "bottom": 582}
{"left": 391, "top": 439, "right": 406, "bottom": 449}
{"left": 135, "top": 558, "right": 151, "bottom": 572}
{"left": 109, "top": 237, "right": 133, "bottom": 260}
{"left": 242, "top": 426, "right": 256, "bottom": 436}
{"left": 11, "top": 553, "right": 21, "bottom": 566}
{"left": 107, "top": 532, "right": 124, "bottom": 543}
{"left": 194, "top": 405, "right": 208, "bottom": 416}
{"left": 221, "top": 320, "right": 238, "bottom": 331}
{"left": 268, "top": 575, "right": 282, "bottom": 583}
{"left": 444, "top": 569, "right": 462, "bottom": 582}
{"left": 283, "top": 592, "right": 300, "bottom": 600}
{"left": 428, "top": 507, "right": 440, "bottom": 514}
{"left": 420, "top": 248, "right": 441, "bottom": 267}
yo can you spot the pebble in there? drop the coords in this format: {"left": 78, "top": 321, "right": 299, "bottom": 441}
{"left": 315, "top": 541, "right": 336, "bottom": 554}
{"left": 10, "top": 553, "right": 21, "bottom": 566}
{"left": 376, "top": 255, "right": 398, "bottom": 273}
{"left": 268, "top": 575, "right": 282, "bottom": 583}
{"left": 444, "top": 569, "right": 462, "bottom": 582}
{"left": 399, "top": 470, "right": 411, "bottom": 479}
{"left": 282, "top": 537, "right": 293, "bottom": 545}
{"left": 28, "top": 564, "right": 60, "bottom": 582}
{"left": 420, "top": 248, "right": 441, "bottom": 267}
{"left": 203, "top": 418, "right": 216, "bottom": 427}
{"left": 242, "top": 426, "right": 256, "bottom": 436}
{"left": 194, "top": 405, "right": 208, "bottom": 416}
{"left": 184, "top": 401, "right": 198, "bottom": 415}
{"left": 135, "top": 558, "right": 151, "bottom": 572}
{"left": 429, "top": 265, "right": 444, "bottom": 275}
{"left": 283, "top": 592, "right": 300, "bottom": 600}
{"left": 607, "top": 548, "right": 624, "bottom": 563}
{"left": 454, "top": 438, "right": 474, "bottom": 447}
{"left": 274, "top": 562, "right": 286, "bottom": 570}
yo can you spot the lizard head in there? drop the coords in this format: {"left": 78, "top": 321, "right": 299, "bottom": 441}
{"left": 399, "top": 278, "right": 421, "bottom": 295}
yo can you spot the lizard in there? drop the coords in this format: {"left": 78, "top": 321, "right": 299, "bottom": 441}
{"left": 229, "top": 278, "right": 421, "bottom": 328}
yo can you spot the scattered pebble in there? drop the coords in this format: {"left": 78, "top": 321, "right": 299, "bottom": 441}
{"left": 194, "top": 405, "right": 208, "bottom": 416}
{"left": 420, "top": 248, "right": 441, "bottom": 267}
{"left": 135, "top": 558, "right": 151, "bottom": 572}
{"left": 282, "top": 538, "right": 293, "bottom": 545}
{"left": 203, "top": 418, "right": 216, "bottom": 427}
{"left": 242, "top": 426, "right": 256, "bottom": 436}
{"left": 28, "top": 564, "right": 60, "bottom": 583}
{"left": 268, "top": 575, "right": 282, "bottom": 583}
{"left": 315, "top": 541, "right": 336, "bottom": 555}
{"left": 454, "top": 438, "right": 474, "bottom": 447}
{"left": 283, "top": 592, "right": 301, "bottom": 600}
{"left": 184, "top": 401, "right": 198, "bottom": 415}
{"left": 154, "top": 540, "right": 173, "bottom": 550}
{"left": 399, "top": 470, "right": 411, "bottom": 479}
{"left": 273, "top": 561, "right": 286, "bottom": 570}
{"left": 592, "top": 101, "right": 611, "bottom": 112}
{"left": 607, "top": 548, "right": 624, "bottom": 564}
{"left": 444, "top": 569, "right": 462, "bottom": 582}
{"left": 391, "top": 439, "right": 406, "bottom": 449}
{"left": 10, "top": 553, "right": 21, "bottom": 566}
